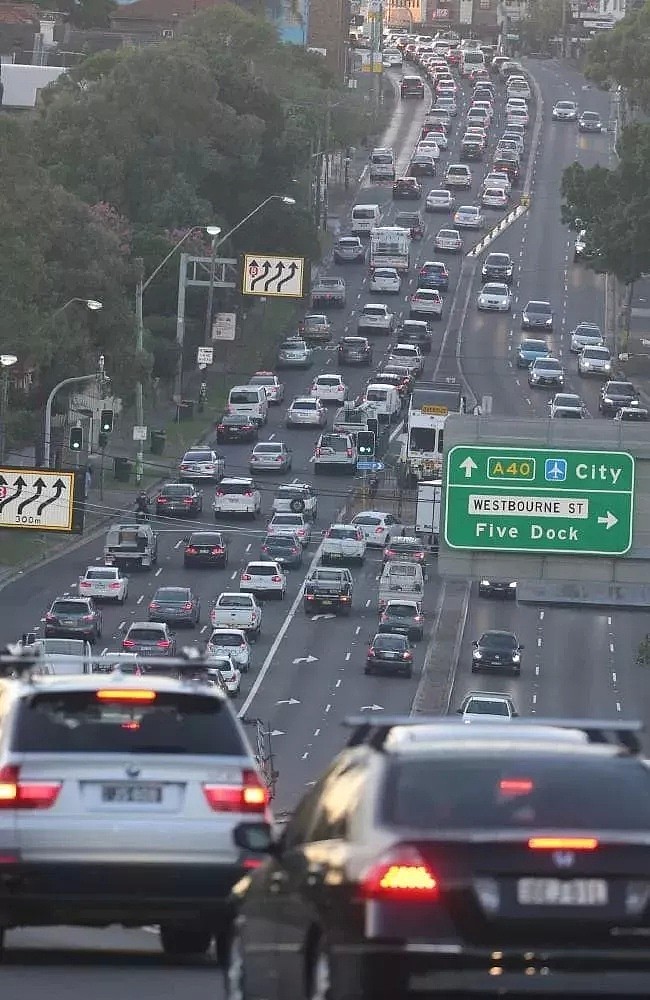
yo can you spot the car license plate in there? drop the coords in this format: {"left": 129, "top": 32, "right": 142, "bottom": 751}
{"left": 102, "top": 784, "right": 163, "bottom": 804}
{"left": 321, "top": 599, "right": 333, "bottom": 605}
{"left": 517, "top": 878, "right": 608, "bottom": 906}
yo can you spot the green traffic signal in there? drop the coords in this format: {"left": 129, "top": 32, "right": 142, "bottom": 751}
{"left": 69, "top": 427, "right": 83, "bottom": 451}
{"left": 100, "top": 409, "right": 114, "bottom": 433}
{"left": 357, "top": 431, "right": 375, "bottom": 457}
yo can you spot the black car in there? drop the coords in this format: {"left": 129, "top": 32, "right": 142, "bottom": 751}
{"left": 155, "top": 483, "right": 203, "bottom": 517}
{"left": 227, "top": 718, "right": 650, "bottom": 999}
{"left": 408, "top": 155, "right": 436, "bottom": 177}
{"left": 472, "top": 629, "right": 523, "bottom": 674}
{"left": 394, "top": 211, "right": 425, "bottom": 240}
{"left": 337, "top": 337, "right": 373, "bottom": 366}
{"left": 378, "top": 600, "right": 424, "bottom": 641}
{"left": 481, "top": 251, "right": 513, "bottom": 283}
{"left": 478, "top": 578, "right": 517, "bottom": 598}
{"left": 599, "top": 380, "right": 641, "bottom": 416}
{"left": 183, "top": 530, "right": 228, "bottom": 568}
{"left": 459, "top": 139, "right": 483, "bottom": 161}
{"left": 148, "top": 586, "right": 200, "bottom": 627}
{"left": 392, "top": 177, "right": 422, "bottom": 200}
{"left": 260, "top": 532, "right": 303, "bottom": 568}
{"left": 365, "top": 632, "right": 413, "bottom": 677}
{"left": 417, "top": 260, "right": 449, "bottom": 291}
{"left": 215, "top": 413, "right": 258, "bottom": 443}
{"left": 44, "top": 597, "right": 103, "bottom": 643}
{"left": 398, "top": 319, "right": 432, "bottom": 354}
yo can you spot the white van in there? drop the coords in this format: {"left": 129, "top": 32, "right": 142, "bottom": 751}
{"left": 351, "top": 203, "right": 383, "bottom": 235}
{"left": 364, "top": 383, "right": 402, "bottom": 423}
{"left": 369, "top": 148, "right": 395, "bottom": 182}
{"left": 227, "top": 385, "right": 269, "bottom": 426}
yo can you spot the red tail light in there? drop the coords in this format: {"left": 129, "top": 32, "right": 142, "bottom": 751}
{"left": 0, "top": 765, "right": 61, "bottom": 810}
{"left": 183, "top": 498, "right": 192, "bottom": 504}
{"left": 244, "top": 490, "right": 253, "bottom": 497}
{"left": 122, "top": 639, "right": 136, "bottom": 648}
{"left": 216, "top": 489, "right": 225, "bottom": 496}
{"left": 402, "top": 651, "right": 412, "bottom": 660}
{"left": 79, "top": 580, "right": 90, "bottom": 588}
{"left": 346, "top": 449, "right": 353, "bottom": 458}
{"left": 385, "top": 549, "right": 396, "bottom": 557}
{"left": 149, "top": 602, "right": 159, "bottom": 610}
{"left": 156, "top": 639, "right": 171, "bottom": 649}
{"left": 202, "top": 769, "right": 269, "bottom": 813}
{"left": 367, "top": 647, "right": 375, "bottom": 656}
{"left": 211, "top": 547, "right": 223, "bottom": 555}
{"left": 374, "top": 526, "right": 383, "bottom": 534}
{"left": 108, "top": 582, "right": 121, "bottom": 590}
{"left": 158, "top": 497, "right": 167, "bottom": 503}
{"left": 360, "top": 846, "right": 439, "bottom": 901}
{"left": 241, "top": 574, "right": 252, "bottom": 581}
{"left": 271, "top": 576, "right": 282, "bottom": 583}
{"left": 186, "top": 546, "right": 198, "bottom": 554}
{"left": 315, "top": 448, "right": 322, "bottom": 457}
{"left": 82, "top": 614, "right": 94, "bottom": 622}
{"left": 45, "top": 613, "right": 56, "bottom": 622}
{"left": 261, "top": 545, "right": 268, "bottom": 553}
{"left": 217, "top": 424, "right": 225, "bottom": 431}
{"left": 182, "top": 603, "right": 193, "bottom": 611}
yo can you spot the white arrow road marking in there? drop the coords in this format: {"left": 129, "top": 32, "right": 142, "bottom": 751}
{"left": 293, "top": 655, "right": 318, "bottom": 664}
{"left": 460, "top": 456, "right": 478, "bottom": 478}
{"left": 270, "top": 730, "right": 285, "bottom": 736}
{"left": 311, "top": 614, "right": 335, "bottom": 621}
{"left": 598, "top": 511, "right": 618, "bottom": 529}
{"left": 276, "top": 698, "right": 301, "bottom": 705}
{"left": 360, "top": 704, "right": 384, "bottom": 711}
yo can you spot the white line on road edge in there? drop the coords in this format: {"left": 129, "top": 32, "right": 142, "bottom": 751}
{"left": 442, "top": 583, "right": 471, "bottom": 715}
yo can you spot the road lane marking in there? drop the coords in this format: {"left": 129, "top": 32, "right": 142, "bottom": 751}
{"left": 313, "top": 728, "right": 320, "bottom": 736}
{"left": 325, "top": 703, "right": 331, "bottom": 713}
{"left": 174, "top": 539, "right": 182, "bottom": 549}
{"left": 136, "top": 595, "right": 144, "bottom": 605}
{"left": 155, "top": 567, "right": 162, "bottom": 577}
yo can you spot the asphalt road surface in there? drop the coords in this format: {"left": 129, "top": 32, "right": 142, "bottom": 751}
{"left": 0, "top": 58, "right": 648, "bottom": 994}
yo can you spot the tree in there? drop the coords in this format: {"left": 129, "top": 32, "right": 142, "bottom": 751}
{"left": 519, "top": 0, "right": 564, "bottom": 54}
{"left": 585, "top": 3, "right": 650, "bottom": 111}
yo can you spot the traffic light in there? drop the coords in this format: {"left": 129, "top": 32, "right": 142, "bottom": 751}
{"left": 100, "top": 409, "right": 114, "bottom": 433}
{"left": 357, "top": 430, "right": 375, "bottom": 458}
{"left": 69, "top": 426, "right": 83, "bottom": 451}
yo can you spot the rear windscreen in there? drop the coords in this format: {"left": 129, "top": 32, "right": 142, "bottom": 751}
{"left": 382, "top": 757, "right": 650, "bottom": 830}
{"left": 230, "top": 390, "right": 259, "bottom": 404}
{"left": 353, "top": 208, "right": 376, "bottom": 220}
{"left": 14, "top": 691, "right": 243, "bottom": 755}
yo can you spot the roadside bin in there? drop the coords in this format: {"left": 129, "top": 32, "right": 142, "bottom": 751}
{"left": 150, "top": 429, "right": 166, "bottom": 455}
{"left": 113, "top": 457, "right": 132, "bottom": 483}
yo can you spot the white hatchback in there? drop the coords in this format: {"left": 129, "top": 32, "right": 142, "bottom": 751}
{"left": 266, "top": 512, "right": 312, "bottom": 546}
{"left": 351, "top": 511, "right": 403, "bottom": 547}
{"left": 369, "top": 268, "right": 401, "bottom": 294}
{"left": 310, "top": 374, "right": 348, "bottom": 404}
{"left": 285, "top": 397, "right": 327, "bottom": 428}
{"left": 213, "top": 478, "right": 261, "bottom": 518}
{"left": 78, "top": 566, "right": 128, "bottom": 604}
{"left": 477, "top": 283, "right": 512, "bottom": 311}
{"left": 206, "top": 654, "right": 241, "bottom": 697}
{"left": 206, "top": 628, "right": 251, "bottom": 672}
{"left": 239, "top": 561, "right": 287, "bottom": 600}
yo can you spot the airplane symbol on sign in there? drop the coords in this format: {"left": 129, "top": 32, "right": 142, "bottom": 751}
{"left": 544, "top": 458, "right": 567, "bottom": 482}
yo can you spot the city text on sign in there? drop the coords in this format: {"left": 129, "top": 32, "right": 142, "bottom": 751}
{"left": 444, "top": 445, "right": 634, "bottom": 556}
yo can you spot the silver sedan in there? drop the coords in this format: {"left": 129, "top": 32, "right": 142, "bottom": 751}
{"left": 249, "top": 442, "right": 292, "bottom": 473}
{"left": 285, "top": 397, "right": 327, "bottom": 428}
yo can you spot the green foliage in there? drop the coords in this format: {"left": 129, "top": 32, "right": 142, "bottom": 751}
{"left": 560, "top": 124, "right": 650, "bottom": 286}
{"left": 519, "top": 0, "right": 563, "bottom": 53}
{"left": 585, "top": 2, "right": 650, "bottom": 110}
{"left": 636, "top": 635, "right": 650, "bottom": 666}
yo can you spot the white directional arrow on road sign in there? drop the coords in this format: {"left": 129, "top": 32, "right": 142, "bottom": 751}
{"left": 360, "top": 704, "right": 384, "bottom": 711}
{"left": 311, "top": 614, "right": 336, "bottom": 621}
{"left": 459, "top": 456, "right": 478, "bottom": 479}
{"left": 276, "top": 698, "right": 301, "bottom": 705}
{"left": 598, "top": 511, "right": 618, "bottom": 530}
{"left": 293, "top": 655, "right": 319, "bottom": 664}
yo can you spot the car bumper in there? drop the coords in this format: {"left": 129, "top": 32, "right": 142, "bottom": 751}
{"left": 185, "top": 552, "right": 227, "bottom": 566}
{"left": 0, "top": 861, "right": 244, "bottom": 928}
{"left": 156, "top": 504, "right": 199, "bottom": 516}
{"left": 479, "top": 583, "right": 516, "bottom": 597}
{"left": 473, "top": 657, "right": 519, "bottom": 671}
{"left": 339, "top": 354, "right": 371, "bottom": 364}
{"left": 249, "top": 462, "right": 289, "bottom": 472}
{"left": 179, "top": 471, "right": 220, "bottom": 480}
{"left": 213, "top": 506, "right": 258, "bottom": 516}
{"left": 529, "top": 377, "right": 563, "bottom": 386}
{"left": 366, "top": 656, "right": 412, "bottom": 674}
{"left": 44, "top": 625, "right": 97, "bottom": 639}
{"left": 277, "top": 357, "right": 311, "bottom": 368}
{"left": 304, "top": 595, "right": 351, "bottom": 611}
{"left": 148, "top": 611, "right": 195, "bottom": 625}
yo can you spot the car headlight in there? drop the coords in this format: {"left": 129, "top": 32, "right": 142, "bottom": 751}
{"left": 481, "top": 579, "right": 490, "bottom": 586}
{"left": 582, "top": 361, "right": 591, "bottom": 369}
{"left": 603, "top": 362, "right": 612, "bottom": 371}
{"left": 512, "top": 653, "right": 520, "bottom": 662}
{"left": 545, "top": 317, "right": 553, "bottom": 325}
{"left": 603, "top": 396, "right": 612, "bottom": 404}
{"left": 472, "top": 650, "right": 482, "bottom": 659}
{"left": 530, "top": 373, "right": 539, "bottom": 382}
{"left": 558, "top": 375, "right": 565, "bottom": 382}
{"left": 509, "top": 582, "right": 517, "bottom": 589}
{"left": 522, "top": 316, "right": 529, "bottom": 324}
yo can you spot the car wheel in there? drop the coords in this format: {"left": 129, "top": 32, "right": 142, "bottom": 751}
{"left": 159, "top": 922, "right": 212, "bottom": 959}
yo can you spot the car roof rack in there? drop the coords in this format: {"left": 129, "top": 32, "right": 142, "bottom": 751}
{"left": 343, "top": 715, "right": 643, "bottom": 754}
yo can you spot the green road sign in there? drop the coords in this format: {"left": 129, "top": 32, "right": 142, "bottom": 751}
{"left": 444, "top": 445, "right": 635, "bottom": 556}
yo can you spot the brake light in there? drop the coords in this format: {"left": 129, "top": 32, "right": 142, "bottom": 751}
{"left": 315, "top": 448, "right": 322, "bottom": 457}
{"left": 367, "top": 647, "right": 375, "bottom": 656}
{"left": 0, "top": 765, "right": 61, "bottom": 810}
{"left": 271, "top": 576, "right": 282, "bottom": 583}
{"left": 157, "top": 497, "right": 167, "bottom": 503}
{"left": 402, "top": 651, "right": 412, "bottom": 660}
{"left": 186, "top": 546, "right": 198, "bottom": 554}
{"left": 82, "top": 614, "right": 94, "bottom": 622}
{"left": 385, "top": 549, "right": 396, "bottom": 557}
{"left": 157, "top": 639, "right": 171, "bottom": 649}
{"left": 499, "top": 779, "right": 533, "bottom": 795}
{"left": 241, "top": 574, "right": 252, "bottom": 581}
{"left": 202, "top": 769, "right": 269, "bottom": 814}
{"left": 182, "top": 603, "right": 193, "bottom": 611}
{"left": 96, "top": 690, "right": 157, "bottom": 703}
{"left": 149, "top": 602, "right": 159, "bottom": 609}
{"left": 216, "top": 489, "right": 225, "bottom": 496}
{"left": 244, "top": 490, "right": 253, "bottom": 497}
{"left": 108, "top": 582, "right": 121, "bottom": 590}
{"left": 374, "top": 526, "right": 383, "bottom": 534}
{"left": 261, "top": 545, "right": 268, "bottom": 553}
{"left": 276, "top": 456, "right": 283, "bottom": 462}
{"left": 528, "top": 837, "right": 598, "bottom": 851}
{"left": 346, "top": 449, "right": 353, "bottom": 458}
{"left": 79, "top": 580, "right": 90, "bottom": 588}
{"left": 183, "top": 498, "right": 193, "bottom": 504}
{"left": 211, "top": 547, "right": 223, "bottom": 555}
{"left": 217, "top": 424, "right": 225, "bottom": 431}
{"left": 122, "top": 639, "right": 136, "bottom": 648}
{"left": 360, "top": 846, "right": 439, "bottom": 901}
{"left": 45, "top": 613, "right": 57, "bottom": 622}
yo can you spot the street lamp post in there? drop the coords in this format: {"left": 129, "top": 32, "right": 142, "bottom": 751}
{"left": 0, "top": 354, "right": 18, "bottom": 464}
{"left": 134, "top": 225, "right": 219, "bottom": 484}
{"left": 39, "top": 298, "right": 103, "bottom": 469}
{"left": 202, "top": 226, "right": 222, "bottom": 347}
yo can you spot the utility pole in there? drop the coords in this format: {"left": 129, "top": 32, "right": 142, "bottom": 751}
{"left": 134, "top": 256, "right": 145, "bottom": 485}
{"left": 203, "top": 231, "right": 220, "bottom": 347}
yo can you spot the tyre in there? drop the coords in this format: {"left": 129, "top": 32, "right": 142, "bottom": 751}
{"left": 159, "top": 922, "right": 212, "bottom": 959}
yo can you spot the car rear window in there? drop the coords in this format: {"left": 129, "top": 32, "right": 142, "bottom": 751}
{"left": 162, "top": 486, "right": 191, "bottom": 497}
{"left": 13, "top": 691, "right": 243, "bottom": 755}
{"left": 329, "top": 527, "right": 357, "bottom": 539}
{"left": 218, "top": 595, "right": 252, "bottom": 608}
{"left": 85, "top": 569, "right": 117, "bottom": 580}
{"left": 382, "top": 757, "right": 650, "bottom": 830}
{"left": 126, "top": 627, "right": 163, "bottom": 640}
{"left": 51, "top": 601, "right": 88, "bottom": 614}
{"left": 184, "top": 451, "right": 212, "bottom": 462}
{"left": 230, "top": 390, "right": 259, "bottom": 404}
{"left": 220, "top": 482, "right": 253, "bottom": 495}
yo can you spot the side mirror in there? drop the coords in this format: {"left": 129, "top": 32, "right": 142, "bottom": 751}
{"left": 233, "top": 821, "right": 275, "bottom": 854}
